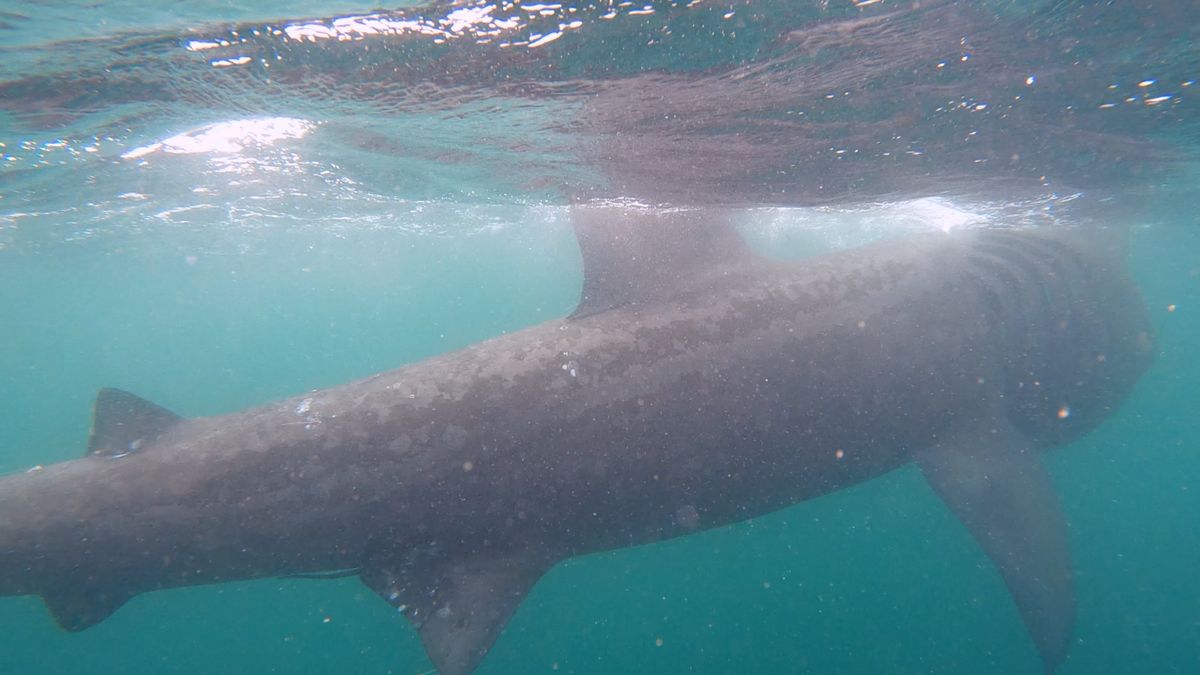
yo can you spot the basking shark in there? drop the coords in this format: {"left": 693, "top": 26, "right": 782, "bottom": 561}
{"left": 0, "top": 208, "right": 1153, "bottom": 674}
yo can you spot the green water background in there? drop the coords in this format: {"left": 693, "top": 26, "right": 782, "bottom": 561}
{"left": 0, "top": 211, "right": 1195, "bottom": 674}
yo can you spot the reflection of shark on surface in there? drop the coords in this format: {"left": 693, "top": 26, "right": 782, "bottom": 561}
{"left": 0, "top": 208, "right": 1154, "bottom": 674}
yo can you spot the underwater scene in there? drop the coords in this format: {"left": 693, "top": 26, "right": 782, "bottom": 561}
{"left": 1, "top": 1, "right": 1198, "bottom": 674}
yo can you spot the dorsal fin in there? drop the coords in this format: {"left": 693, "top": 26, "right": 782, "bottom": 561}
{"left": 87, "top": 387, "right": 182, "bottom": 458}
{"left": 361, "top": 547, "right": 554, "bottom": 675}
{"left": 569, "top": 203, "right": 753, "bottom": 319}
{"left": 42, "top": 584, "right": 133, "bottom": 632}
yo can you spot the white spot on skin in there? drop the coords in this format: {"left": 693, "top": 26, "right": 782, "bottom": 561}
{"left": 295, "top": 398, "right": 313, "bottom": 415}
{"left": 674, "top": 505, "right": 700, "bottom": 530}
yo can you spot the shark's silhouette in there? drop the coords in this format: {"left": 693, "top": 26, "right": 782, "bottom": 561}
{"left": 0, "top": 208, "right": 1153, "bottom": 674}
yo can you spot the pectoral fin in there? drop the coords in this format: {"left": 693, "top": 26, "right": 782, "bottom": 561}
{"left": 362, "top": 547, "right": 554, "bottom": 675}
{"left": 916, "top": 420, "right": 1075, "bottom": 673}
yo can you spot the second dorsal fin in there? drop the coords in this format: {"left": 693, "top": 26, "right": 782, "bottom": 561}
{"left": 569, "top": 203, "right": 753, "bottom": 319}
{"left": 87, "top": 388, "right": 182, "bottom": 458}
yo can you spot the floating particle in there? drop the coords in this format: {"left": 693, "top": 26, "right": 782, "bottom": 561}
{"left": 323, "top": 616, "right": 331, "bottom": 623}
{"left": 1057, "top": 406, "right": 1071, "bottom": 420}
{"left": 835, "top": 449, "right": 845, "bottom": 460}
{"left": 462, "top": 461, "right": 474, "bottom": 472}
{"left": 655, "top": 637, "right": 664, "bottom": 647}
{"left": 1167, "top": 304, "right": 1177, "bottom": 313}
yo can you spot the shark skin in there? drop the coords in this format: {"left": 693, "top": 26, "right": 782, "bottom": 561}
{"left": 0, "top": 210, "right": 1154, "bottom": 674}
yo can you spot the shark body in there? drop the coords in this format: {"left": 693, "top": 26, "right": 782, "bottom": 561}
{"left": 0, "top": 211, "right": 1153, "bottom": 673}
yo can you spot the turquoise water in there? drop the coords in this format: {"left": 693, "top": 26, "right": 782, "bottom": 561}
{"left": 2, "top": 1, "right": 1199, "bottom": 673}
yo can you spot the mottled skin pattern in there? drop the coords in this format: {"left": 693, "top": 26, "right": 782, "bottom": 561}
{"left": 0, "top": 227, "right": 1152, "bottom": 673}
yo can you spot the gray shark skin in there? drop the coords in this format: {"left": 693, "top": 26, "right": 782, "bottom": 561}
{"left": 0, "top": 210, "right": 1154, "bottom": 675}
